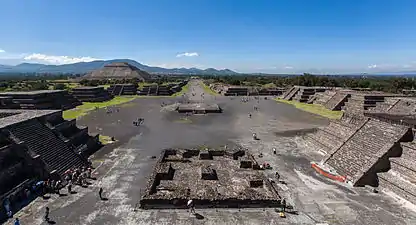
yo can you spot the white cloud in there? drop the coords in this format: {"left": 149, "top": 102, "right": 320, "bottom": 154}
{"left": 23, "top": 53, "right": 100, "bottom": 64}
{"left": 368, "top": 64, "right": 377, "bottom": 69}
{"left": 0, "top": 49, "right": 5, "bottom": 53}
{"left": 176, "top": 52, "right": 199, "bottom": 57}
{"left": 150, "top": 63, "right": 206, "bottom": 69}
{"left": 284, "top": 66, "right": 294, "bottom": 69}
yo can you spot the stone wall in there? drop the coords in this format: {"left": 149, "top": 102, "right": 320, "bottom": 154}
{"left": 378, "top": 141, "right": 416, "bottom": 204}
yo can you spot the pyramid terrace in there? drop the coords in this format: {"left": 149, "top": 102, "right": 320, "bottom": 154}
{"left": 0, "top": 109, "right": 100, "bottom": 220}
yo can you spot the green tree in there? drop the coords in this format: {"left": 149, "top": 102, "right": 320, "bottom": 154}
{"left": 54, "top": 83, "right": 66, "bottom": 90}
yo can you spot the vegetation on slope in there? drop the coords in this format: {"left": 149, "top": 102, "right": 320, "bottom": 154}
{"left": 274, "top": 98, "right": 343, "bottom": 120}
{"left": 63, "top": 96, "right": 138, "bottom": 120}
{"left": 199, "top": 81, "right": 220, "bottom": 96}
{"left": 99, "top": 135, "right": 116, "bottom": 145}
{"left": 202, "top": 74, "right": 416, "bottom": 94}
{"left": 171, "top": 82, "right": 190, "bottom": 97}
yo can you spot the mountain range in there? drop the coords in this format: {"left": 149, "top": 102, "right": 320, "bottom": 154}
{"left": 0, "top": 59, "right": 238, "bottom": 75}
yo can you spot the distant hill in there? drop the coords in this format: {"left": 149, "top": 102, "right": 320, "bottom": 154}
{"left": 0, "top": 59, "right": 239, "bottom": 75}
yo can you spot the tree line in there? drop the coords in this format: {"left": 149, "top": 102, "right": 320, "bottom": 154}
{"left": 201, "top": 74, "right": 416, "bottom": 93}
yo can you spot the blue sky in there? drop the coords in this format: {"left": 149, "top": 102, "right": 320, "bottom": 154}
{"left": 0, "top": 0, "right": 415, "bottom": 73}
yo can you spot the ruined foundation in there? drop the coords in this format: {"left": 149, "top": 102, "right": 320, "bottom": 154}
{"left": 140, "top": 148, "right": 281, "bottom": 209}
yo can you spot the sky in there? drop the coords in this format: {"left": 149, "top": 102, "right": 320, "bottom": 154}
{"left": 0, "top": 0, "right": 416, "bottom": 74}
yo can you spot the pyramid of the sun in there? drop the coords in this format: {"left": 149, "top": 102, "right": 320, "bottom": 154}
{"left": 83, "top": 62, "right": 151, "bottom": 81}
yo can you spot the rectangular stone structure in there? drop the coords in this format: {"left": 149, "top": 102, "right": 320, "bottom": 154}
{"left": 140, "top": 148, "right": 280, "bottom": 209}
{"left": 199, "top": 151, "right": 213, "bottom": 160}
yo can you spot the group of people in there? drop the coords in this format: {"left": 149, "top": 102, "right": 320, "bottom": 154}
{"left": 63, "top": 166, "right": 94, "bottom": 188}
{"left": 105, "top": 107, "right": 120, "bottom": 114}
{"left": 43, "top": 179, "right": 63, "bottom": 195}
{"left": 133, "top": 118, "right": 144, "bottom": 126}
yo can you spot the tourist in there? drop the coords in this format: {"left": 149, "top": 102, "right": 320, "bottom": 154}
{"left": 281, "top": 199, "right": 286, "bottom": 212}
{"left": 14, "top": 218, "right": 20, "bottom": 225}
{"left": 187, "top": 199, "right": 195, "bottom": 214}
{"left": 275, "top": 171, "right": 280, "bottom": 180}
{"left": 273, "top": 148, "right": 276, "bottom": 154}
{"left": 67, "top": 182, "right": 72, "bottom": 194}
{"left": 87, "top": 168, "right": 92, "bottom": 178}
{"left": 44, "top": 207, "right": 50, "bottom": 222}
{"left": 248, "top": 113, "right": 251, "bottom": 118}
{"left": 99, "top": 187, "right": 103, "bottom": 200}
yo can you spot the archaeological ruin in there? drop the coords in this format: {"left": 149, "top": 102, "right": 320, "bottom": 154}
{"left": 107, "top": 84, "right": 138, "bottom": 96}
{"left": 307, "top": 96, "right": 416, "bottom": 204}
{"left": 223, "top": 87, "right": 249, "bottom": 96}
{"left": 138, "top": 81, "right": 188, "bottom": 96}
{"left": 0, "top": 90, "right": 81, "bottom": 110}
{"left": 82, "top": 62, "right": 151, "bottom": 81}
{"left": 0, "top": 109, "right": 101, "bottom": 219}
{"left": 140, "top": 148, "right": 281, "bottom": 209}
{"left": 176, "top": 103, "right": 222, "bottom": 114}
{"left": 281, "top": 86, "right": 330, "bottom": 102}
{"left": 71, "top": 86, "right": 113, "bottom": 102}
{"left": 341, "top": 93, "right": 406, "bottom": 115}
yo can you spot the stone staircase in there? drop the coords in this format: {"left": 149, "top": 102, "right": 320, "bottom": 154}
{"left": 305, "top": 117, "right": 365, "bottom": 155}
{"left": 283, "top": 87, "right": 300, "bottom": 100}
{"left": 111, "top": 85, "right": 123, "bottom": 96}
{"left": 7, "top": 119, "right": 88, "bottom": 176}
{"left": 324, "top": 119, "right": 410, "bottom": 186}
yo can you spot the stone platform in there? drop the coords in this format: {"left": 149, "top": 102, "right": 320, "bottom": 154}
{"left": 176, "top": 103, "right": 222, "bottom": 113}
{"left": 140, "top": 148, "right": 281, "bottom": 209}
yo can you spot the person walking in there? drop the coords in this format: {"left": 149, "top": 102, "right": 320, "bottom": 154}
{"left": 99, "top": 187, "right": 103, "bottom": 200}
{"left": 187, "top": 199, "right": 195, "bottom": 214}
{"left": 14, "top": 218, "right": 20, "bottom": 225}
{"left": 67, "top": 182, "right": 72, "bottom": 194}
{"left": 44, "top": 207, "right": 50, "bottom": 222}
{"left": 281, "top": 199, "right": 286, "bottom": 212}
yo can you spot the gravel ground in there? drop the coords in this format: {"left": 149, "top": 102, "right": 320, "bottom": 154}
{"left": 6, "top": 80, "right": 416, "bottom": 225}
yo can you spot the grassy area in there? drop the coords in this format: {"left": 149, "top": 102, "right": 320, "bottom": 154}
{"left": 63, "top": 96, "right": 138, "bottom": 120}
{"left": 138, "top": 82, "right": 157, "bottom": 89}
{"left": 274, "top": 98, "right": 343, "bottom": 120}
{"left": 99, "top": 135, "right": 116, "bottom": 145}
{"left": 174, "top": 117, "right": 193, "bottom": 123}
{"left": 199, "top": 81, "right": 220, "bottom": 96}
{"left": 67, "top": 83, "right": 80, "bottom": 89}
{"left": 98, "top": 84, "right": 111, "bottom": 89}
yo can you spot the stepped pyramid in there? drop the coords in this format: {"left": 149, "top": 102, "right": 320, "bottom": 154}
{"left": 83, "top": 62, "right": 151, "bottom": 81}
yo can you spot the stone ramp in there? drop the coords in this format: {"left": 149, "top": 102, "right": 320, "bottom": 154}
{"left": 8, "top": 119, "right": 88, "bottom": 175}
{"left": 314, "top": 90, "right": 337, "bottom": 105}
{"left": 324, "top": 92, "right": 349, "bottom": 111}
{"left": 388, "top": 98, "right": 416, "bottom": 113}
{"left": 323, "top": 119, "right": 410, "bottom": 186}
